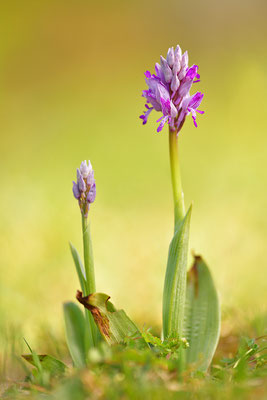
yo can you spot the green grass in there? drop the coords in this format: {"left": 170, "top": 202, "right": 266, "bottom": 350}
{"left": 1, "top": 314, "right": 266, "bottom": 400}
{"left": 0, "top": 1, "right": 267, "bottom": 341}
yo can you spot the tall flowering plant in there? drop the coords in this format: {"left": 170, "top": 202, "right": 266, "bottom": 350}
{"left": 140, "top": 45, "right": 220, "bottom": 370}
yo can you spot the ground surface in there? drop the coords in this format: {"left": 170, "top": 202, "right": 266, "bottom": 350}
{"left": 1, "top": 314, "right": 266, "bottom": 400}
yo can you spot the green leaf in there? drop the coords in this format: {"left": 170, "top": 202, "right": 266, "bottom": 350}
{"left": 162, "top": 205, "right": 192, "bottom": 339}
{"left": 63, "top": 302, "right": 87, "bottom": 368}
{"left": 76, "top": 291, "right": 148, "bottom": 349}
{"left": 22, "top": 354, "right": 67, "bottom": 377}
{"left": 69, "top": 242, "right": 87, "bottom": 295}
{"left": 183, "top": 255, "right": 220, "bottom": 371}
{"left": 69, "top": 242, "right": 97, "bottom": 348}
{"left": 81, "top": 218, "right": 98, "bottom": 346}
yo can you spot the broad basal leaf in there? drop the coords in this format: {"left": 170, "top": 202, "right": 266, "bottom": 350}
{"left": 162, "top": 205, "right": 192, "bottom": 339}
{"left": 76, "top": 291, "right": 148, "bottom": 349}
{"left": 183, "top": 255, "right": 220, "bottom": 371}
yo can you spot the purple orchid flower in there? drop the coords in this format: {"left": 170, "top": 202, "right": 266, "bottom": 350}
{"left": 72, "top": 160, "right": 96, "bottom": 217}
{"left": 140, "top": 45, "right": 204, "bottom": 134}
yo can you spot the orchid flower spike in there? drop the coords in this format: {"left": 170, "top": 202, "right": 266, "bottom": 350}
{"left": 140, "top": 45, "right": 204, "bottom": 134}
{"left": 72, "top": 160, "right": 96, "bottom": 217}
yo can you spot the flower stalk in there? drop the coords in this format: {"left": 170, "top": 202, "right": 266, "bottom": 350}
{"left": 169, "top": 128, "right": 185, "bottom": 232}
{"left": 81, "top": 215, "right": 97, "bottom": 346}
{"left": 81, "top": 216, "right": 96, "bottom": 294}
{"left": 163, "top": 128, "right": 190, "bottom": 340}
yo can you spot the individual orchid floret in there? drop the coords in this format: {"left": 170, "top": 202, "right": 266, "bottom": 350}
{"left": 72, "top": 160, "right": 96, "bottom": 217}
{"left": 140, "top": 45, "right": 204, "bottom": 134}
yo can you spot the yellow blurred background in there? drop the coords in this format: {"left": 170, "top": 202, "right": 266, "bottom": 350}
{"left": 0, "top": 0, "right": 267, "bottom": 345}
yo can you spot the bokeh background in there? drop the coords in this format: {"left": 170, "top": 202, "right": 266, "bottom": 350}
{"left": 0, "top": 0, "right": 267, "bottom": 352}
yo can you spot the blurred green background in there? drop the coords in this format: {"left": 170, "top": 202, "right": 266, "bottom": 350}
{"left": 0, "top": 0, "right": 266, "bottom": 348}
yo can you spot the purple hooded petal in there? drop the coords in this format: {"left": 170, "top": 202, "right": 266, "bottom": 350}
{"left": 76, "top": 168, "right": 86, "bottom": 192}
{"left": 145, "top": 92, "right": 162, "bottom": 111}
{"left": 174, "top": 45, "right": 182, "bottom": 62}
{"left": 156, "top": 83, "right": 170, "bottom": 104}
{"left": 187, "top": 92, "right": 204, "bottom": 128}
{"left": 148, "top": 97, "right": 161, "bottom": 112}
{"left": 170, "top": 101, "right": 178, "bottom": 118}
{"left": 87, "top": 183, "right": 96, "bottom": 203}
{"left": 145, "top": 76, "right": 159, "bottom": 92}
{"left": 78, "top": 176, "right": 86, "bottom": 192}
{"left": 173, "top": 45, "right": 182, "bottom": 74}
{"left": 77, "top": 168, "right": 81, "bottom": 181}
{"left": 178, "top": 79, "right": 194, "bottom": 98}
{"left": 87, "top": 170, "right": 95, "bottom": 186}
{"left": 171, "top": 73, "right": 180, "bottom": 93}
{"left": 166, "top": 47, "right": 175, "bottom": 68}
{"left": 155, "top": 63, "right": 165, "bottom": 81}
{"left": 160, "top": 56, "right": 173, "bottom": 83}
{"left": 185, "top": 64, "right": 198, "bottom": 80}
{"left": 189, "top": 92, "right": 204, "bottom": 109}
{"left": 181, "top": 51, "right": 189, "bottom": 68}
{"left": 178, "top": 66, "right": 187, "bottom": 81}
{"left": 72, "top": 181, "right": 80, "bottom": 199}
{"left": 80, "top": 160, "right": 92, "bottom": 178}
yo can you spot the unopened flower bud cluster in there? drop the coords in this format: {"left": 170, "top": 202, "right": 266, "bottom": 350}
{"left": 72, "top": 160, "right": 96, "bottom": 217}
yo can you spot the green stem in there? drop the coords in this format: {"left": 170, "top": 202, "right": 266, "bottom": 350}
{"left": 81, "top": 215, "right": 97, "bottom": 346}
{"left": 169, "top": 128, "right": 185, "bottom": 231}
{"left": 82, "top": 216, "right": 96, "bottom": 294}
